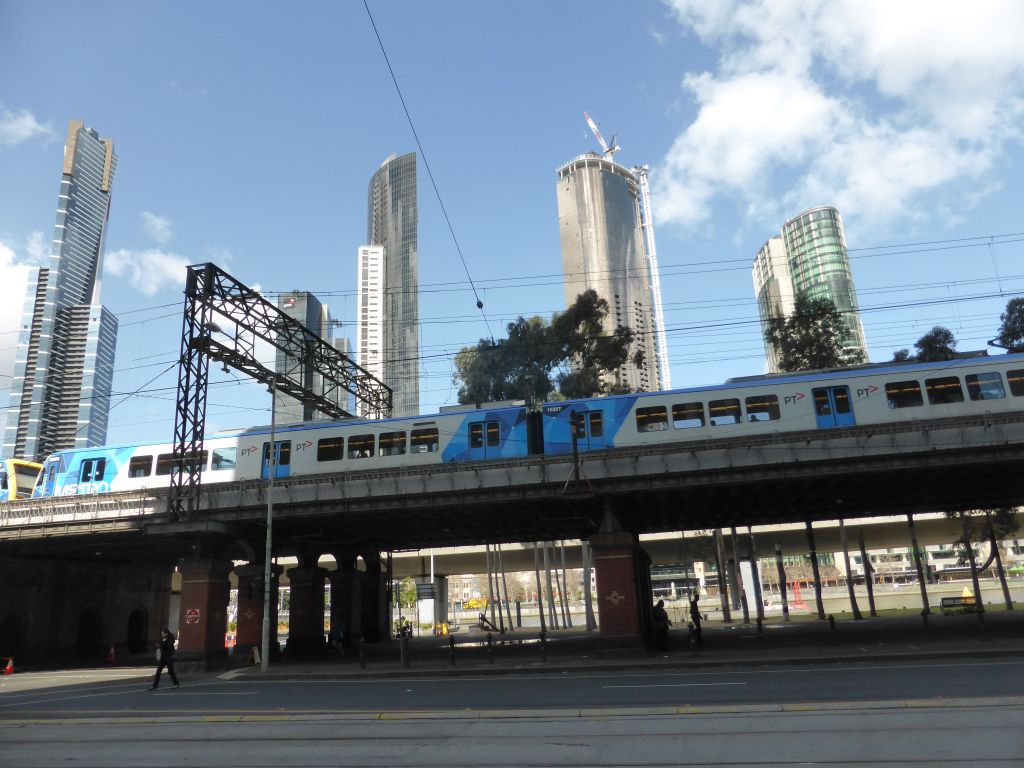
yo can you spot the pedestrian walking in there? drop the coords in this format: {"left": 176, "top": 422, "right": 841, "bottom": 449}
{"left": 652, "top": 599, "right": 671, "bottom": 650}
{"left": 689, "top": 592, "right": 703, "bottom": 647}
{"left": 151, "top": 628, "right": 180, "bottom": 690}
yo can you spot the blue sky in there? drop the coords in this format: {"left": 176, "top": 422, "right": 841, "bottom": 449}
{"left": 1, "top": 0, "right": 1023, "bottom": 447}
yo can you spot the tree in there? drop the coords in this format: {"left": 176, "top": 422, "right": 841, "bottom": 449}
{"left": 549, "top": 290, "right": 635, "bottom": 399}
{"left": 914, "top": 326, "right": 957, "bottom": 362}
{"left": 764, "top": 294, "right": 865, "bottom": 372}
{"left": 453, "top": 290, "right": 634, "bottom": 405}
{"left": 892, "top": 348, "right": 912, "bottom": 362}
{"left": 995, "top": 297, "right": 1024, "bottom": 352}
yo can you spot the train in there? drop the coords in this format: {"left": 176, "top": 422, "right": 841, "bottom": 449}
{"left": 0, "top": 458, "right": 43, "bottom": 502}
{"left": 25, "top": 353, "right": 1024, "bottom": 499}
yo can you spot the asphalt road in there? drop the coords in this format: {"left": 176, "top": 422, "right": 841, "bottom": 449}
{"left": 2, "top": 658, "right": 1024, "bottom": 716}
{"left": 2, "top": 661, "right": 1024, "bottom": 767}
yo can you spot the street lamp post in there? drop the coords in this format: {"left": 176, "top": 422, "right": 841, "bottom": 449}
{"left": 260, "top": 376, "right": 277, "bottom": 673}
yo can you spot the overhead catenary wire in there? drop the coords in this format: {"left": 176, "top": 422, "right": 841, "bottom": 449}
{"left": 362, "top": 0, "right": 494, "bottom": 342}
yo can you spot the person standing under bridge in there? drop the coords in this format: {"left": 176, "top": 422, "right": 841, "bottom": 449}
{"left": 150, "top": 629, "right": 180, "bottom": 690}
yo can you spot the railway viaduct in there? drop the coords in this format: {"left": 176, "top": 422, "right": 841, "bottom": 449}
{"left": 1, "top": 411, "right": 1022, "bottom": 667}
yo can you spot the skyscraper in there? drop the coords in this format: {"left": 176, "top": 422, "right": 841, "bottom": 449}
{"left": 273, "top": 291, "right": 339, "bottom": 424}
{"left": 3, "top": 120, "right": 118, "bottom": 461}
{"left": 556, "top": 153, "right": 661, "bottom": 393}
{"left": 361, "top": 153, "right": 418, "bottom": 417}
{"left": 753, "top": 206, "right": 868, "bottom": 372}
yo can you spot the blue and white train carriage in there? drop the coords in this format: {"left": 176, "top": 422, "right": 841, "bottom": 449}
{"left": 31, "top": 353, "right": 1024, "bottom": 498}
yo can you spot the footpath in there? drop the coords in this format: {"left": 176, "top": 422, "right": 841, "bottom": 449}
{"left": 223, "top": 609, "right": 1024, "bottom": 681}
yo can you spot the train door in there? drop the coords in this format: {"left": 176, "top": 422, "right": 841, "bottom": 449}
{"left": 570, "top": 408, "right": 606, "bottom": 451}
{"left": 812, "top": 386, "right": 856, "bottom": 428}
{"left": 468, "top": 419, "right": 500, "bottom": 460}
{"left": 261, "top": 440, "right": 292, "bottom": 479}
{"left": 37, "top": 458, "right": 61, "bottom": 497}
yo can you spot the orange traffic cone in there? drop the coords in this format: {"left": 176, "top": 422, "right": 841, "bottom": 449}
{"left": 107, "top": 645, "right": 116, "bottom": 664}
{"left": 3, "top": 657, "right": 13, "bottom": 675}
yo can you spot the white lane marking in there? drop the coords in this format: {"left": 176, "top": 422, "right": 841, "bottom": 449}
{"left": 604, "top": 682, "right": 747, "bottom": 689}
{"left": 152, "top": 691, "right": 257, "bottom": 695}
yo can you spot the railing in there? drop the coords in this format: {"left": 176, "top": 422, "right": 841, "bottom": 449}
{"left": 0, "top": 490, "right": 158, "bottom": 528}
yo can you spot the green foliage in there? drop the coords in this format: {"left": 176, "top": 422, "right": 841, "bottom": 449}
{"left": 764, "top": 294, "right": 866, "bottom": 372}
{"left": 398, "top": 576, "right": 417, "bottom": 609}
{"left": 892, "top": 348, "right": 912, "bottom": 362}
{"left": 454, "top": 290, "right": 635, "bottom": 405}
{"left": 913, "top": 326, "right": 957, "bottom": 362}
{"left": 944, "top": 507, "right": 1019, "bottom": 566}
{"left": 996, "top": 297, "right": 1024, "bottom": 352}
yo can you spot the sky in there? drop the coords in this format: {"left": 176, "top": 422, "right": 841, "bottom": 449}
{"left": 1, "top": 0, "right": 1023, "bottom": 448}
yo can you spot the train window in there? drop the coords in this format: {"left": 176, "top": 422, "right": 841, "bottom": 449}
{"left": 745, "top": 394, "right": 780, "bottom": 422}
{"left": 964, "top": 372, "right": 1006, "bottom": 401}
{"left": 709, "top": 399, "right": 741, "bottom": 426}
{"left": 571, "top": 412, "right": 586, "bottom": 438}
{"left": 885, "top": 380, "right": 924, "bottom": 409}
{"left": 380, "top": 431, "right": 407, "bottom": 456}
{"left": 411, "top": 427, "right": 439, "bottom": 453}
{"left": 0, "top": 471, "right": 6, "bottom": 490}
{"left": 470, "top": 423, "right": 484, "bottom": 448}
{"left": 128, "top": 456, "right": 153, "bottom": 478}
{"left": 80, "top": 458, "right": 106, "bottom": 483}
{"left": 185, "top": 451, "right": 209, "bottom": 471}
{"left": 277, "top": 443, "right": 290, "bottom": 466}
{"left": 672, "top": 402, "right": 705, "bottom": 429}
{"left": 159, "top": 451, "right": 208, "bottom": 475}
{"left": 211, "top": 448, "right": 237, "bottom": 471}
{"left": 636, "top": 406, "right": 669, "bottom": 432}
{"left": 588, "top": 412, "right": 604, "bottom": 437}
{"left": 834, "top": 388, "right": 851, "bottom": 413}
{"left": 1009, "top": 369, "right": 1024, "bottom": 396}
{"left": 486, "top": 421, "right": 500, "bottom": 447}
{"left": 317, "top": 437, "right": 344, "bottom": 462}
{"left": 925, "top": 377, "right": 964, "bottom": 405}
{"left": 348, "top": 434, "right": 375, "bottom": 459}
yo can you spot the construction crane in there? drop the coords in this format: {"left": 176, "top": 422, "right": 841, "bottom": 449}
{"left": 583, "top": 111, "right": 620, "bottom": 162}
{"left": 582, "top": 111, "right": 672, "bottom": 390}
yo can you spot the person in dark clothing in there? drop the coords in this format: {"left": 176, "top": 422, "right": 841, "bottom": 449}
{"left": 151, "top": 629, "right": 180, "bottom": 690}
{"left": 689, "top": 593, "right": 703, "bottom": 647}
{"left": 652, "top": 599, "right": 671, "bottom": 650}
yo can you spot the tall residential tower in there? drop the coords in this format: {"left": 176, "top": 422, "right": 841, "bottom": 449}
{"left": 3, "top": 120, "right": 118, "bottom": 461}
{"left": 556, "top": 153, "right": 661, "bottom": 393}
{"left": 360, "top": 153, "right": 418, "bottom": 417}
{"left": 753, "top": 206, "right": 868, "bottom": 372}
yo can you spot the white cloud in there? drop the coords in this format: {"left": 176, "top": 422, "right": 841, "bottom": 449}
{"left": 23, "top": 231, "right": 49, "bottom": 265}
{"left": 141, "top": 211, "right": 173, "bottom": 244}
{"left": 655, "top": 0, "right": 1024, "bottom": 230}
{"left": 0, "top": 106, "right": 55, "bottom": 147}
{"left": 105, "top": 248, "right": 191, "bottom": 296}
{"left": 0, "top": 239, "right": 33, "bottom": 395}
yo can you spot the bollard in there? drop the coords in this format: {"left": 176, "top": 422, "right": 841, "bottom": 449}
{"left": 487, "top": 632, "right": 494, "bottom": 664}
{"left": 756, "top": 617, "right": 763, "bottom": 635}
{"left": 358, "top": 641, "right": 366, "bottom": 670}
{"left": 449, "top": 635, "right": 456, "bottom": 666}
{"left": 539, "top": 630, "right": 547, "bottom": 663}
{"left": 921, "top": 609, "right": 929, "bottom": 628}
{"left": 400, "top": 633, "right": 410, "bottom": 668}
{"left": 828, "top": 614, "right": 835, "bottom": 634}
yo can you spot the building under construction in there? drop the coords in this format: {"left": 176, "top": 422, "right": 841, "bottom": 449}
{"left": 555, "top": 114, "right": 670, "bottom": 393}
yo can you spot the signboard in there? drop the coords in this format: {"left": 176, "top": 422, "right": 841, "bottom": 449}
{"left": 415, "top": 583, "right": 437, "bottom": 600}
{"left": 185, "top": 608, "right": 201, "bottom": 624}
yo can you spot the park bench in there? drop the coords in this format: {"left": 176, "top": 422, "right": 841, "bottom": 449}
{"left": 940, "top": 596, "right": 976, "bottom": 615}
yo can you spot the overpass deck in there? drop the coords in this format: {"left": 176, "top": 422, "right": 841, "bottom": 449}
{"left": 1, "top": 413, "right": 1023, "bottom": 563}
